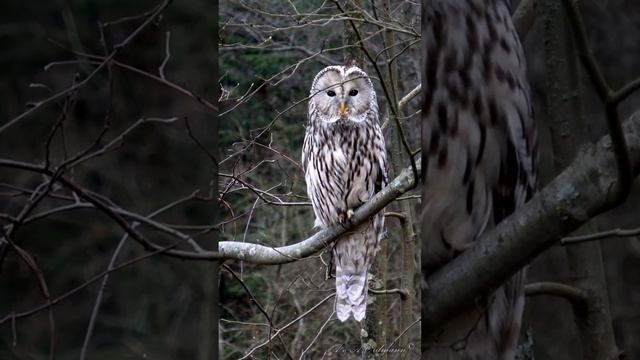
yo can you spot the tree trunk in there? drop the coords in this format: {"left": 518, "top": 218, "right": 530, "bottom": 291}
{"left": 540, "top": 1, "right": 619, "bottom": 359}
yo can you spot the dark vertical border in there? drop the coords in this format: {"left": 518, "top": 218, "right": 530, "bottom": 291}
{"left": 420, "top": 0, "right": 428, "bottom": 354}
{"left": 213, "top": 0, "right": 220, "bottom": 358}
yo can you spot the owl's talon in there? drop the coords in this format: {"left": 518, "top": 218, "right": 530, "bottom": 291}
{"left": 346, "top": 209, "right": 354, "bottom": 220}
{"left": 337, "top": 209, "right": 354, "bottom": 226}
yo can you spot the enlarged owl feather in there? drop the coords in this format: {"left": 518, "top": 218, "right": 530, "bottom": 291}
{"left": 302, "top": 65, "right": 387, "bottom": 322}
{"left": 422, "top": 0, "right": 538, "bottom": 358}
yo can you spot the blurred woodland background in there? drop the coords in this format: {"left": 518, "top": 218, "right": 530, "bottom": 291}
{"left": 521, "top": 0, "right": 640, "bottom": 359}
{"left": 419, "top": 0, "right": 640, "bottom": 358}
{"left": 0, "top": 0, "right": 217, "bottom": 359}
{"left": 218, "top": 0, "right": 421, "bottom": 359}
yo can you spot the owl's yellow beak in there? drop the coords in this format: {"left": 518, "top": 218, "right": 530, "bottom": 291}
{"left": 338, "top": 102, "right": 347, "bottom": 116}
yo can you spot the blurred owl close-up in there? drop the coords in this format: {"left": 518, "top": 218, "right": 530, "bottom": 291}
{"left": 302, "top": 65, "right": 388, "bottom": 322}
{"left": 423, "top": 0, "right": 537, "bottom": 358}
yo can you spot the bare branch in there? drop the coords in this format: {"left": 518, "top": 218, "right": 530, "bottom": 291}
{"left": 525, "top": 281, "right": 588, "bottom": 304}
{"left": 239, "top": 293, "right": 336, "bottom": 360}
{"left": 422, "top": 112, "right": 640, "bottom": 334}
{"left": 158, "top": 31, "right": 171, "bottom": 80}
{"left": 0, "top": 235, "right": 195, "bottom": 326}
{"left": 369, "top": 287, "right": 409, "bottom": 299}
{"left": 397, "top": 83, "right": 420, "bottom": 111}
{"left": 46, "top": 57, "right": 216, "bottom": 113}
{"left": 79, "top": 190, "right": 204, "bottom": 359}
{"left": 561, "top": 0, "right": 633, "bottom": 200}
{"left": 219, "top": 160, "right": 420, "bottom": 264}
{"left": 0, "top": 0, "right": 173, "bottom": 135}
{"left": 0, "top": 229, "right": 56, "bottom": 359}
{"left": 562, "top": 227, "right": 640, "bottom": 244}
{"left": 1, "top": 152, "right": 418, "bottom": 264}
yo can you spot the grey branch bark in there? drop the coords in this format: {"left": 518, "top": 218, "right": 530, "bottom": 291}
{"left": 218, "top": 161, "right": 420, "bottom": 264}
{"left": 422, "top": 112, "right": 640, "bottom": 334}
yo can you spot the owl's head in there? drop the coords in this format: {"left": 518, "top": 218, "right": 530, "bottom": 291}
{"left": 309, "top": 65, "right": 377, "bottom": 125}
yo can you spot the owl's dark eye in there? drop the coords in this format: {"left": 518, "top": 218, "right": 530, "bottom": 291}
{"left": 327, "top": 90, "right": 336, "bottom": 97}
{"left": 348, "top": 89, "right": 358, "bottom": 96}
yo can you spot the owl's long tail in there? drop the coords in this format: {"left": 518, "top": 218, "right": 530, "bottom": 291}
{"left": 334, "top": 222, "right": 377, "bottom": 322}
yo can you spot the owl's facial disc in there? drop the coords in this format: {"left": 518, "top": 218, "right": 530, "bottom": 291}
{"left": 332, "top": 83, "right": 365, "bottom": 122}
{"left": 311, "top": 66, "right": 373, "bottom": 125}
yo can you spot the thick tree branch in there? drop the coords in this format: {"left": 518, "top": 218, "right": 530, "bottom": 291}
{"left": 422, "top": 112, "right": 640, "bottom": 334}
{"left": 219, "top": 161, "right": 420, "bottom": 264}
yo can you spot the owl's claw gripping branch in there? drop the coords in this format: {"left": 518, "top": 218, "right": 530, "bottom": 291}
{"left": 337, "top": 209, "right": 355, "bottom": 225}
{"left": 346, "top": 209, "right": 354, "bottom": 220}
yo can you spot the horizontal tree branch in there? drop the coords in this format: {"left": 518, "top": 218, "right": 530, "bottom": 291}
{"left": 422, "top": 112, "right": 640, "bottom": 333}
{"left": 1, "top": 156, "right": 419, "bottom": 264}
{"left": 525, "top": 281, "right": 588, "bottom": 304}
{"left": 219, "top": 161, "right": 420, "bottom": 264}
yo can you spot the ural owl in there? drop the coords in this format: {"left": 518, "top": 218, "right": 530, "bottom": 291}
{"left": 422, "top": 0, "right": 538, "bottom": 359}
{"left": 302, "top": 65, "right": 388, "bottom": 322}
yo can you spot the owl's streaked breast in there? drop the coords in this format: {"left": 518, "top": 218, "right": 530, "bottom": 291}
{"left": 304, "top": 122, "right": 375, "bottom": 226}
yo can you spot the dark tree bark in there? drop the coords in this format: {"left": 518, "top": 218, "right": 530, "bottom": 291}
{"left": 541, "top": 1, "right": 619, "bottom": 358}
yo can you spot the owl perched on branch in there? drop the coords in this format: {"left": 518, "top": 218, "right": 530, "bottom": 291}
{"left": 422, "top": 0, "right": 538, "bottom": 358}
{"left": 302, "top": 65, "right": 388, "bottom": 322}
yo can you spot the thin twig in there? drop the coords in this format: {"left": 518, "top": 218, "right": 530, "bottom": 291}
{"left": 562, "top": 227, "right": 640, "bottom": 244}
{"left": 0, "top": 233, "right": 199, "bottom": 326}
{"left": 78, "top": 190, "right": 201, "bottom": 358}
{"left": 298, "top": 310, "right": 335, "bottom": 359}
{"left": 159, "top": 31, "right": 171, "bottom": 80}
{"left": 369, "top": 287, "right": 409, "bottom": 300}
{"left": 333, "top": 0, "right": 418, "bottom": 185}
{"left": 561, "top": 0, "right": 633, "bottom": 200}
{"left": 1, "top": 227, "right": 56, "bottom": 359}
{"left": 0, "top": 0, "right": 173, "bottom": 135}
{"left": 525, "top": 281, "right": 588, "bottom": 304}
{"left": 79, "top": 234, "right": 128, "bottom": 359}
{"left": 388, "top": 317, "right": 420, "bottom": 349}
{"left": 239, "top": 293, "right": 336, "bottom": 360}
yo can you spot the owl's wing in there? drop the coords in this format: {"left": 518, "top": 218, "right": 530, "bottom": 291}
{"left": 493, "top": 116, "right": 537, "bottom": 224}
{"left": 301, "top": 122, "right": 313, "bottom": 173}
{"left": 374, "top": 125, "right": 388, "bottom": 194}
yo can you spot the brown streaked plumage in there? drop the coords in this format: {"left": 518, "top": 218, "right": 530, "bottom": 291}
{"left": 422, "top": 0, "right": 538, "bottom": 358}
